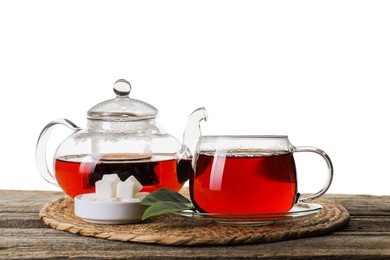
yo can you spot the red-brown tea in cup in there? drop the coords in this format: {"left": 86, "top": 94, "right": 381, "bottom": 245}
{"left": 190, "top": 151, "right": 298, "bottom": 214}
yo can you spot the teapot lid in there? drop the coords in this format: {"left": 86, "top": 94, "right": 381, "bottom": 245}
{"left": 87, "top": 79, "right": 158, "bottom": 121}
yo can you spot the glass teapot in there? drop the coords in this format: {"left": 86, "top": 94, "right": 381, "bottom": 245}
{"left": 36, "top": 79, "right": 207, "bottom": 198}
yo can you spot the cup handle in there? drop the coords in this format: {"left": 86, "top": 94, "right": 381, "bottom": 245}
{"left": 293, "top": 146, "right": 334, "bottom": 202}
{"left": 35, "top": 118, "right": 80, "bottom": 186}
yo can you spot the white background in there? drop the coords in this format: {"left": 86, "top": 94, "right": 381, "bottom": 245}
{"left": 0, "top": 1, "right": 389, "bottom": 195}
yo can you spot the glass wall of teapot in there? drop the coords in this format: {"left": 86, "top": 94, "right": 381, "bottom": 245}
{"left": 36, "top": 79, "right": 207, "bottom": 198}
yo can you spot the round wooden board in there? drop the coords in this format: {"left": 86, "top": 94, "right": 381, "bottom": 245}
{"left": 39, "top": 189, "right": 349, "bottom": 246}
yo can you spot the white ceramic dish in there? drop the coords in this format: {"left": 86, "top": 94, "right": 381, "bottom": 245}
{"left": 74, "top": 193, "right": 148, "bottom": 224}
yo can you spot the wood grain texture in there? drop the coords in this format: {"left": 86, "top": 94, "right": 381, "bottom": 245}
{"left": 1, "top": 190, "right": 389, "bottom": 259}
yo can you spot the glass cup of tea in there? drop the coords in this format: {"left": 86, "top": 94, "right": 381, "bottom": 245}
{"left": 190, "top": 135, "right": 333, "bottom": 214}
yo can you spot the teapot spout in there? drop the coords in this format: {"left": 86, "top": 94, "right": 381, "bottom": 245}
{"left": 180, "top": 107, "right": 208, "bottom": 157}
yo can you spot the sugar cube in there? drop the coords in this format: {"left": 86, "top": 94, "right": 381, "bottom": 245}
{"left": 102, "top": 174, "right": 120, "bottom": 185}
{"left": 116, "top": 181, "right": 136, "bottom": 200}
{"left": 95, "top": 179, "right": 116, "bottom": 200}
{"left": 125, "top": 175, "right": 143, "bottom": 194}
{"left": 93, "top": 175, "right": 144, "bottom": 202}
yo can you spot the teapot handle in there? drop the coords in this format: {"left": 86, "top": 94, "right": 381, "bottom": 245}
{"left": 35, "top": 118, "right": 80, "bottom": 186}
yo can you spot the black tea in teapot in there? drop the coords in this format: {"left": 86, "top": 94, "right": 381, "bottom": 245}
{"left": 55, "top": 154, "right": 192, "bottom": 198}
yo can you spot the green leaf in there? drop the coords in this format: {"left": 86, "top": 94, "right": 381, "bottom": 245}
{"left": 140, "top": 188, "right": 195, "bottom": 220}
{"left": 142, "top": 201, "right": 194, "bottom": 220}
{"left": 140, "top": 188, "right": 191, "bottom": 206}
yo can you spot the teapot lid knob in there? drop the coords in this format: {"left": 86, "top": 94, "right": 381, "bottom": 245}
{"left": 87, "top": 79, "right": 158, "bottom": 121}
{"left": 113, "top": 79, "right": 131, "bottom": 97}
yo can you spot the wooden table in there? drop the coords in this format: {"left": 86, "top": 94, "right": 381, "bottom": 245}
{"left": 0, "top": 190, "right": 389, "bottom": 259}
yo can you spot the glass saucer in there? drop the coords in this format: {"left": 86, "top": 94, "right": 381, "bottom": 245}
{"left": 176, "top": 202, "right": 322, "bottom": 226}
